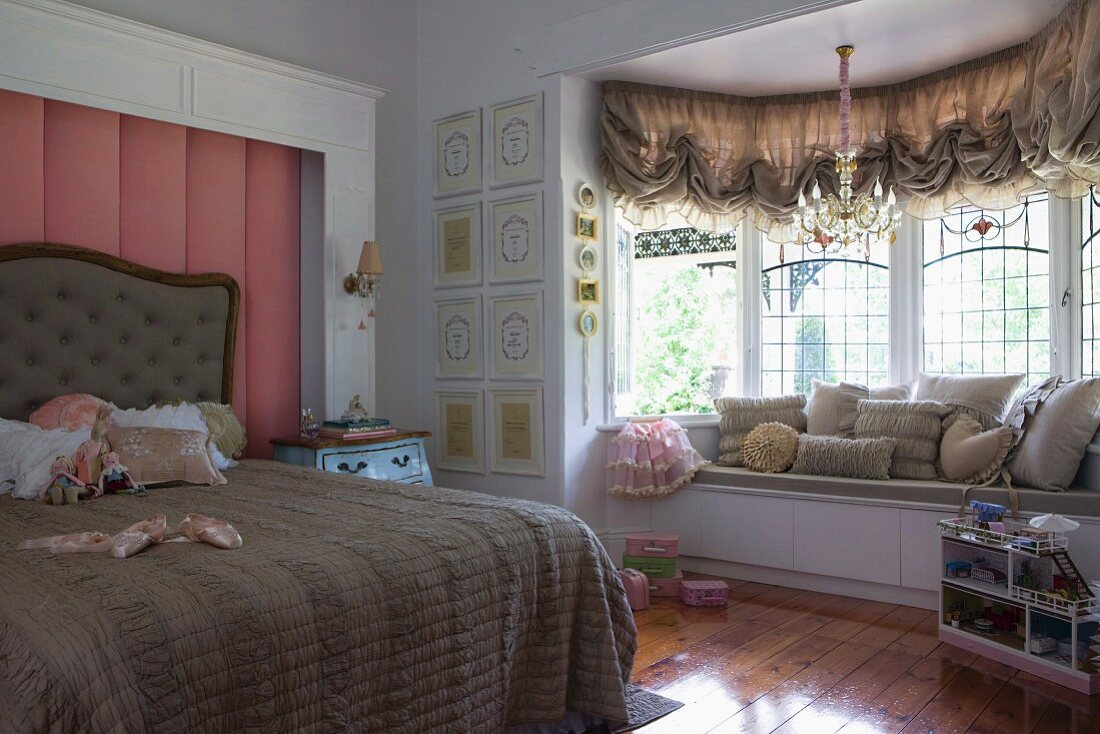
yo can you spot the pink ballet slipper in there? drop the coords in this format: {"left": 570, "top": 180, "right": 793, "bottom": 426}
{"left": 19, "top": 531, "right": 113, "bottom": 554}
{"left": 110, "top": 514, "right": 167, "bottom": 559}
{"left": 166, "top": 514, "right": 242, "bottom": 550}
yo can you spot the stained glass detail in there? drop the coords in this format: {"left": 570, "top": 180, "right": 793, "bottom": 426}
{"left": 923, "top": 192, "right": 1050, "bottom": 385}
{"left": 634, "top": 227, "right": 736, "bottom": 259}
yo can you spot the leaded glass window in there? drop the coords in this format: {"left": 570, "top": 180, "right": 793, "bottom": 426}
{"left": 922, "top": 192, "right": 1050, "bottom": 385}
{"left": 620, "top": 227, "right": 737, "bottom": 415}
{"left": 1084, "top": 186, "right": 1100, "bottom": 378}
{"left": 760, "top": 244, "right": 889, "bottom": 395}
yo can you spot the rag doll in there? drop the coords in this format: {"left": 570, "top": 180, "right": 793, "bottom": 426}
{"left": 41, "top": 456, "right": 88, "bottom": 505}
{"left": 99, "top": 452, "right": 142, "bottom": 494}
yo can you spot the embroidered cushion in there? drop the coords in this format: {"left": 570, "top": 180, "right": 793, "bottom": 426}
{"left": 106, "top": 427, "right": 226, "bottom": 487}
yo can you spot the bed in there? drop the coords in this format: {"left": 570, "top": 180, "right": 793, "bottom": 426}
{"left": 0, "top": 244, "right": 636, "bottom": 733}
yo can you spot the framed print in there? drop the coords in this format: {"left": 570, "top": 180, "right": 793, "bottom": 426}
{"left": 578, "top": 244, "right": 598, "bottom": 273}
{"left": 434, "top": 203, "right": 482, "bottom": 288}
{"left": 490, "top": 291, "right": 543, "bottom": 380}
{"left": 490, "top": 93, "right": 542, "bottom": 188}
{"left": 578, "top": 182, "right": 596, "bottom": 210}
{"left": 435, "top": 389, "right": 485, "bottom": 474}
{"left": 579, "top": 309, "right": 598, "bottom": 336}
{"left": 576, "top": 212, "right": 598, "bottom": 241}
{"left": 433, "top": 109, "right": 481, "bottom": 198}
{"left": 577, "top": 278, "right": 600, "bottom": 305}
{"left": 489, "top": 387, "right": 544, "bottom": 476}
{"left": 435, "top": 296, "right": 483, "bottom": 379}
{"left": 488, "top": 193, "right": 542, "bottom": 284}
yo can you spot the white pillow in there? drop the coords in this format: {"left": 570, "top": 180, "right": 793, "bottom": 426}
{"left": 109, "top": 403, "right": 237, "bottom": 470}
{"left": 0, "top": 424, "right": 91, "bottom": 499}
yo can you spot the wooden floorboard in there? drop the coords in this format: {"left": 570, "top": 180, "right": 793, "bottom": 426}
{"left": 631, "top": 574, "right": 1100, "bottom": 734}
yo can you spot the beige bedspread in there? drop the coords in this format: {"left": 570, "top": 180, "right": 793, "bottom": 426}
{"left": 0, "top": 461, "right": 636, "bottom": 733}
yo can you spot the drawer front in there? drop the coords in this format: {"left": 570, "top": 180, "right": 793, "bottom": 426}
{"left": 321, "top": 441, "right": 424, "bottom": 482}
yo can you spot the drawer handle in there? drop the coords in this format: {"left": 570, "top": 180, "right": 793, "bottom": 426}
{"left": 391, "top": 455, "right": 411, "bottom": 468}
{"left": 648, "top": 584, "right": 659, "bottom": 591}
{"left": 336, "top": 461, "right": 368, "bottom": 473}
{"left": 642, "top": 545, "right": 668, "bottom": 553}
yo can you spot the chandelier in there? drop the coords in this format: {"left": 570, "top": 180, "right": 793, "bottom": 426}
{"left": 792, "top": 46, "right": 901, "bottom": 256}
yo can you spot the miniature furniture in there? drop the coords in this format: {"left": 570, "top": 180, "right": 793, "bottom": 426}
{"left": 938, "top": 516, "right": 1100, "bottom": 694}
{"left": 271, "top": 431, "right": 433, "bottom": 486}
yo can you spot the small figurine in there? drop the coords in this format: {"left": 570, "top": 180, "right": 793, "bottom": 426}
{"left": 40, "top": 456, "right": 88, "bottom": 505}
{"left": 340, "top": 394, "right": 369, "bottom": 423}
{"left": 99, "top": 452, "right": 142, "bottom": 495}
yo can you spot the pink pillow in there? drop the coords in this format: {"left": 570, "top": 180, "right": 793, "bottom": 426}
{"left": 29, "top": 394, "right": 107, "bottom": 431}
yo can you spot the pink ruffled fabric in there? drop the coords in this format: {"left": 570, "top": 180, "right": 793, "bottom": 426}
{"left": 606, "top": 418, "right": 709, "bottom": 499}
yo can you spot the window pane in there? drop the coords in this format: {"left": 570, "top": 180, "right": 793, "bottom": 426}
{"left": 627, "top": 227, "right": 738, "bottom": 415}
{"left": 1084, "top": 186, "right": 1100, "bottom": 378}
{"left": 922, "top": 193, "right": 1051, "bottom": 385}
{"left": 760, "top": 243, "right": 889, "bottom": 395}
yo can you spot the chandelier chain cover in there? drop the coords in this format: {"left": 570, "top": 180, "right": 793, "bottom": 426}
{"left": 792, "top": 45, "right": 902, "bottom": 256}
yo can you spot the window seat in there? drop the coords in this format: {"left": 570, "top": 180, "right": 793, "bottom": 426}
{"left": 692, "top": 466, "right": 1100, "bottom": 517}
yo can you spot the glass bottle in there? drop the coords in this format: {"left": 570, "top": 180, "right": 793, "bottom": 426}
{"left": 300, "top": 407, "right": 320, "bottom": 438}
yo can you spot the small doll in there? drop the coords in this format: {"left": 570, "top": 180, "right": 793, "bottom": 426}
{"left": 99, "top": 452, "right": 142, "bottom": 495}
{"left": 41, "top": 456, "right": 88, "bottom": 506}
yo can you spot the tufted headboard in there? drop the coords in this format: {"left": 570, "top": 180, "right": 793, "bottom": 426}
{"left": 0, "top": 243, "right": 239, "bottom": 421}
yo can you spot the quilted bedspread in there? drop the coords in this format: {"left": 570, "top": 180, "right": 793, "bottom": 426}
{"left": 0, "top": 461, "right": 636, "bottom": 733}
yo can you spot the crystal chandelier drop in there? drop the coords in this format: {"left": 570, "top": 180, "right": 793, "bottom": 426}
{"left": 792, "top": 46, "right": 902, "bottom": 256}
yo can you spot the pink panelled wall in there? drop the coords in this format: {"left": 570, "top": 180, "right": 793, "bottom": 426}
{"left": 0, "top": 90, "right": 300, "bottom": 459}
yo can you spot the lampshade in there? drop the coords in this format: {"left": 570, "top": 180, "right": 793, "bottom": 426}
{"left": 357, "top": 241, "right": 383, "bottom": 275}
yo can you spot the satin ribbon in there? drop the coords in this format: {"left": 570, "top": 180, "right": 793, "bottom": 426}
{"left": 19, "top": 513, "right": 242, "bottom": 559}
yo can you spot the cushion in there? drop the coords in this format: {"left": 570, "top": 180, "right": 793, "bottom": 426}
{"left": 106, "top": 427, "right": 226, "bottom": 487}
{"left": 714, "top": 395, "right": 807, "bottom": 466}
{"left": 741, "top": 422, "right": 800, "bottom": 473}
{"left": 790, "top": 434, "right": 897, "bottom": 481}
{"left": 1006, "top": 378, "right": 1100, "bottom": 492}
{"left": 1003, "top": 375, "right": 1061, "bottom": 448}
{"left": 115, "top": 402, "right": 239, "bottom": 470}
{"left": 0, "top": 422, "right": 92, "bottom": 499}
{"left": 913, "top": 373, "right": 1024, "bottom": 430}
{"left": 938, "top": 414, "right": 1014, "bottom": 485}
{"left": 194, "top": 402, "right": 247, "bottom": 459}
{"left": 807, "top": 379, "right": 911, "bottom": 436}
{"left": 28, "top": 394, "right": 108, "bottom": 431}
{"left": 854, "top": 399, "right": 951, "bottom": 480}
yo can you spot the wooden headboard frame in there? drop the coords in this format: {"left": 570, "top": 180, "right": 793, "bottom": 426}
{"left": 0, "top": 243, "right": 239, "bottom": 418}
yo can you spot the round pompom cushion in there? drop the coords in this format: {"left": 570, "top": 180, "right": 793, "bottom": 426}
{"left": 741, "top": 421, "right": 800, "bottom": 473}
{"left": 28, "top": 393, "right": 107, "bottom": 431}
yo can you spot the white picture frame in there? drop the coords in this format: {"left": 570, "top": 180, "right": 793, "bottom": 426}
{"left": 488, "top": 193, "right": 542, "bottom": 284}
{"left": 435, "top": 389, "right": 485, "bottom": 474}
{"left": 490, "top": 93, "right": 543, "bottom": 188}
{"left": 434, "top": 203, "right": 482, "bottom": 288}
{"left": 435, "top": 296, "right": 483, "bottom": 379}
{"left": 489, "top": 387, "right": 544, "bottom": 476}
{"left": 490, "top": 291, "right": 543, "bottom": 380}
{"left": 433, "top": 109, "right": 481, "bottom": 198}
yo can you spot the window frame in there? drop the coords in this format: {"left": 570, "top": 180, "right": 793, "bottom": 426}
{"left": 606, "top": 198, "right": 1084, "bottom": 422}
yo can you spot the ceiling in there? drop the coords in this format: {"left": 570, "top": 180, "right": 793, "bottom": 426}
{"left": 582, "top": 0, "right": 1068, "bottom": 96}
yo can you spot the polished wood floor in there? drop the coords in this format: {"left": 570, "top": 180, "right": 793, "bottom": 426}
{"left": 631, "top": 576, "right": 1100, "bottom": 733}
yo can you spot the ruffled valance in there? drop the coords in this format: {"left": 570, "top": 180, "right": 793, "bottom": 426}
{"left": 600, "top": 0, "right": 1100, "bottom": 237}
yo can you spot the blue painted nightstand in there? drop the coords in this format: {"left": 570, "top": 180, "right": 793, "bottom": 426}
{"left": 270, "top": 430, "right": 433, "bottom": 486}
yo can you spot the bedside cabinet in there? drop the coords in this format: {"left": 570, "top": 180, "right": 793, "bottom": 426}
{"left": 270, "top": 431, "right": 433, "bottom": 486}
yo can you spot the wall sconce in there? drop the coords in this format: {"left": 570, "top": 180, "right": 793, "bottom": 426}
{"left": 343, "top": 240, "right": 383, "bottom": 330}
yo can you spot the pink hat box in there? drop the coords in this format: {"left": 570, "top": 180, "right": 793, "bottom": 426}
{"left": 624, "top": 532, "right": 679, "bottom": 558}
{"left": 680, "top": 579, "right": 728, "bottom": 607}
{"left": 647, "top": 571, "right": 683, "bottom": 597}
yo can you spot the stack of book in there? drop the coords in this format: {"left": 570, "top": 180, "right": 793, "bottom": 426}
{"left": 317, "top": 418, "right": 395, "bottom": 440}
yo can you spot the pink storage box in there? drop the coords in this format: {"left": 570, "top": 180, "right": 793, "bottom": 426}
{"left": 647, "top": 571, "right": 683, "bottom": 597}
{"left": 618, "top": 568, "right": 650, "bottom": 611}
{"left": 625, "top": 532, "right": 679, "bottom": 558}
{"left": 680, "top": 579, "right": 728, "bottom": 607}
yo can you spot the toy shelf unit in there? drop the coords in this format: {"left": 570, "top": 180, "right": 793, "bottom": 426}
{"left": 938, "top": 517, "right": 1100, "bottom": 695}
